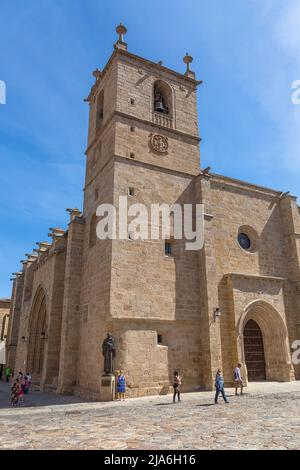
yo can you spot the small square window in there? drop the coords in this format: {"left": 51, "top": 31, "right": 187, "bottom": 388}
{"left": 130, "top": 152, "right": 135, "bottom": 159}
{"left": 128, "top": 187, "right": 134, "bottom": 197}
{"left": 130, "top": 126, "right": 136, "bottom": 133}
{"left": 165, "top": 241, "right": 172, "bottom": 256}
{"left": 130, "top": 98, "right": 135, "bottom": 105}
{"left": 157, "top": 334, "right": 163, "bottom": 344}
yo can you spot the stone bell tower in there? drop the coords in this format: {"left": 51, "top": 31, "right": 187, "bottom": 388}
{"left": 76, "top": 24, "right": 204, "bottom": 398}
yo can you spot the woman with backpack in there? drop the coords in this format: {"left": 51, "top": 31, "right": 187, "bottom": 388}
{"left": 215, "top": 369, "right": 229, "bottom": 404}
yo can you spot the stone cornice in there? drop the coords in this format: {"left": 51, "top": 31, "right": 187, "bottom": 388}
{"left": 85, "top": 110, "right": 201, "bottom": 156}
{"left": 84, "top": 152, "right": 197, "bottom": 190}
{"left": 210, "top": 173, "right": 296, "bottom": 200}
{"left": 114, "top": 154, "right": 197, "bottom": 180}
{"left": 224, "top": 273, "right": 285, "bottom": 283}
{"left": 86, "top": 48, "right": 202, "bottom": 102}
{"left": 108, "top": 317, "right": 200, "bottom": 323}
{"left": 116, "top": 49, "right": 202, "bottom": 86}
{"left": 115, "top": 111, "right": 201, "bottom": 143}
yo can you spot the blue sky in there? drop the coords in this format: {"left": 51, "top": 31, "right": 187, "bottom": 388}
{"left": 0, "top": 0, "right": 300, "bottom": 297}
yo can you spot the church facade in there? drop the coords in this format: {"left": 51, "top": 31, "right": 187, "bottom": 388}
{"left": 6, "top": 26, "right": 300, "bottom": 399}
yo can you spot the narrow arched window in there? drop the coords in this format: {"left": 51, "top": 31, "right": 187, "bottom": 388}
{"left": 89, "top": 214, "right": 97, "bottom": 248}
{"left": 96, "top": 90, "right": 104, "bottom": 130}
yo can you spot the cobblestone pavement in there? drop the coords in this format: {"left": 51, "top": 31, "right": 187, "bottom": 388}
{"left": 0, "top": 381, "right": 299, "bottom": 450}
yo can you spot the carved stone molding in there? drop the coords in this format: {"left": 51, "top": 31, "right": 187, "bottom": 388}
{"left": 149, "top": 133, "right": 168, "bottom": 154}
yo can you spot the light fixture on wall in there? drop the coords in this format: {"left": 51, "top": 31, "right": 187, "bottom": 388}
{"left": 40, "top": 332, "right": 48, "bottom": 340}
{"left": 213, "top": 308, "right": 222, "bottom": 322}
{"left": 21, "top": 336, "right": 27, "bottom": 343}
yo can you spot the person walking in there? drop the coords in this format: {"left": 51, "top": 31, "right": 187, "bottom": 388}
{"left": 18, "top": 380, "right": 25, "bottom": 406}
{"left": 10, "top": 382, "right": 19, "bottom": 407}
{"left": 173, "top": 371, "right": 182, "bottom": 403}
{"left": 117, "top": 370, "right": 126, "bottom": 401}
{"left": 24, "top": 375, "right": 30, "bottom": 394}
{"left": 215, "top": 369, "right": 229, "bottom": 404}
{"left": 234, "top": 363, "right": 244, "bottom": 395}
{"left": 5, "top": 366, "right": 11, "bottom": 383}
{"left": 26, "top": 372, "right": 32, "bottom": 388}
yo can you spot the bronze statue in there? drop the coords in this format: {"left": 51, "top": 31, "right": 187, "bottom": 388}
{"left": 102, "top": 333, "right": 116, "bottom": 375}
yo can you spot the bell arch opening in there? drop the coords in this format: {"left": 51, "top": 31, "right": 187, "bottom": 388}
{"left": 26, "top": 287, "right": 47, "bottom": 381}
{"left": 153, "top": 80, "right": 172, "bottom": 116}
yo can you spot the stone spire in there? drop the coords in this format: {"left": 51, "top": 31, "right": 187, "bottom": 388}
{"left": 115, "top": 23, "right": 127, "bottom": 51}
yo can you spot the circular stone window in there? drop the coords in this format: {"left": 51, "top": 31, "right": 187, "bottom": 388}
{"left": 237, "top": 226, "right": 259, "bottom": 253}
{"left": 238, "top": 233, "right": 251, "bottom": 250}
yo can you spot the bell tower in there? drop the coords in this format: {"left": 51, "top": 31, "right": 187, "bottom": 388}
{"left": 77, "top": 25, "right": 204, "bottom": 398}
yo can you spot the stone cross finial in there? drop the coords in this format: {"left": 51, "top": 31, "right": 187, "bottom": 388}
{"left": 183, "top": 53, "right": 195, "bottom": 79}
{"left": 115, "top": 23, "right": 127, "bottom": 51}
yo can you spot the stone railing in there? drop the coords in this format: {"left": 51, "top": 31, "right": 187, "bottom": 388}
{"left": 152, "top": 112, "right": 173, "bottom": 129}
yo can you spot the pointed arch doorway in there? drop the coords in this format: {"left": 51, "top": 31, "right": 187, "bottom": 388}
{"left": 26, "top": 287, "right": 47, "bottom": 382}
{"left": 244, "top": 319, "right": 266, "bottom": 381}
{"left": 238, "top": 300, "right": 294, "bottom": 383}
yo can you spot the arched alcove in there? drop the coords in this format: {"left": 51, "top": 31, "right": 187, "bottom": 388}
{"left": 237, "top": 300, "right": 294, "bottom": 382}
{"left": 26, "top": 287, "right": 47, "bottom": 379}
{"left": 153, "top": 80, "right": 173, "bottom": 116}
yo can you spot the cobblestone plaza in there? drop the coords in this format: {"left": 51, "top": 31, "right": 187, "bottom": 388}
{"left": 0, "top": 381, "right": 299, "bottom": 450}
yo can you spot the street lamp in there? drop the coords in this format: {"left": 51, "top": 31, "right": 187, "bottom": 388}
{"left": 213, "top": 308, "right": 222, "bottom": 322}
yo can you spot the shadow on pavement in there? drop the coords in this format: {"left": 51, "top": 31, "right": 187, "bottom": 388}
{"left": 0, "top": 382, "right": 92, "bottom": 409}
{"left": 155, "top": 402, "right": 175, "bottom": 406}
{"left": 196, "top": 403, "right": 215, "bottom": 407}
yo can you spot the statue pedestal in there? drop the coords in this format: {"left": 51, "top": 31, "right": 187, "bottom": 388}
{"left": 100, "top": 374, "right": 115, "bottom": 401}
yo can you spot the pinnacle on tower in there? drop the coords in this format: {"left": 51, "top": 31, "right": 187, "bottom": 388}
{"left": 115, "top": 23, "right": 127, "bottom": 51}
{"left": 183, "top": 53, "right": 195, "bottom": 79}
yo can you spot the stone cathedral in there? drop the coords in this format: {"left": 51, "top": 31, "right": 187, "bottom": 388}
{"left": 5, "top": 25, "right": 300, "bottom": 399}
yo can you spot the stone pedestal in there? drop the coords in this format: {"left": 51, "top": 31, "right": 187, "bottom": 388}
{"left": 100, "top": 374, "right": 115, "bottom": 401}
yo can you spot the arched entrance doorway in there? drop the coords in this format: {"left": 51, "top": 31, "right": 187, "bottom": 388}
{"left": 244, "top": 319, "right": 266, "bottom": 381}
{"left": 26, "top": 287, "right": 47, "bottom": 381}
{"left": 237, "top": 300, "right": 294, "bottom": 382}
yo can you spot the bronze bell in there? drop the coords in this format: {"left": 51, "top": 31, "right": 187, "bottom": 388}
{"left": 154, "top": 100, "right": 166, "bottom": 113}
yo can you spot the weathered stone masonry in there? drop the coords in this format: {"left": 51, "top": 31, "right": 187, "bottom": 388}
{"left": 5, "top": 26, "right": 300, "bottom": 399}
